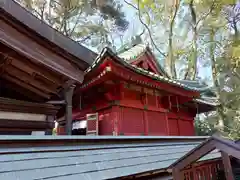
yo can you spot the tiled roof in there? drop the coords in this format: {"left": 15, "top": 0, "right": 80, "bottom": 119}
{"left": 194, "top": 97, "right": 220, "bottom": 106}
{"left": 176, "top": 80, "right": 220, "bottom": 106}
{"left": 117, "top": 44, "right": 216, "bottom": 94}
{"left": 118, "top": 44, "right": 147, "bottom": 63}
{"left": 84, "top": 46, "right": 220, "bottom": 106}
{"left": 118, "top": 44, "right": 170, "bottom": 78}
{"left": 0, "top": 136, "right": 220, "bottom": 180}
{"left": 175, "top": 80, "right": 212, "bottom": 92}
{"left": 86, "top": 48, "right": 206, "bottom": 92}
{"left": 84, "top": 48, "right": 219, "bottom": 106}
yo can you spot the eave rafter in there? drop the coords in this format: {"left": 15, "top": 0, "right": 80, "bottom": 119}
{"left": 0, "top": 48, "right": 66, "bottom": 99}
{"left": 0, "top": 51, "right": 11, "bottom": 75}
{"left": 2, "top": 74, "right": 51, "bottom": 99}
{"left": 0, "top": 20, "right": 84, "bottom": 83}
{"left": 1, "top": 80, "right": 44, "bottom": 101}
{"left": 0, "top": 45, "right": 63, "bottom": 85}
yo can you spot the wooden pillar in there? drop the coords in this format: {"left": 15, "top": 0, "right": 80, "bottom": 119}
{"left": 144, "top": 91, "right": 148, "bottom": 135}
{"left": 221, "top": 152, "right": 234, "bottom": 180}
{"left": 65, "top": 84, "right": 75, "bottom": 135}
{"left": 79, "top": 93, "right": 82, "bottom": 110}
{"left": 172, "top": 168, "right": 182, "bottom": 180}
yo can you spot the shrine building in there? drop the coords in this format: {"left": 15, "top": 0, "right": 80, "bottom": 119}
{"left": 56, "top": 43, "right": 219, "bottom": 136}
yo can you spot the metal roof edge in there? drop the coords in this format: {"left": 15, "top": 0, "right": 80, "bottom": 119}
{"left": 0, "top": 135, "right": 209, "bottom": 141}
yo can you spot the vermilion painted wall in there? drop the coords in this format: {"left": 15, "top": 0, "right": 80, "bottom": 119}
{"left": 59, "top": 80, "right": 196, "bottom": 136}
{"left": 98, "top": 108, "right": 114, "bottom": 135}
{"left": 57, "top": 86, "right": 195, "bottom": 136}
{"left": 111, "top": 85, "right": 195, "bottom": 136}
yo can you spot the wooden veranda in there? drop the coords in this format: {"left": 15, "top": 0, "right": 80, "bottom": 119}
{"left": 171, "top": 135, "right": 240, "bottom": 180}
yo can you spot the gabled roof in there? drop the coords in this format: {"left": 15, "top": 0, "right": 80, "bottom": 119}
{"left": 117, "top": 43, "right": 218, "bottom": 98}
{"left": 0, "top": 0, "right": 97, "bottom": 68}
{"left": 118, "top": 44, "right": 170, "bottom": 78}
{"left": 83, "top": 47, "right": 220, "bottom": 107}
{"left": 87, "top": 44, "right": 220, "bottom": 107}
{"left": 85, "top": 47, "right": 204, "bottom": 93}
{"left": 0, "top": 136, "right": 220, "bottom": 180}
{"left": 170, "top": 135, "right": 240, "bottom": 171}
{"left": 118, "top": 43, "right": 147, "bottom": 62}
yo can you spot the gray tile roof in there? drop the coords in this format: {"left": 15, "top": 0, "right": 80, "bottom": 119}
{"left": 0, "top": 136, "right": 220, "bottom": 180}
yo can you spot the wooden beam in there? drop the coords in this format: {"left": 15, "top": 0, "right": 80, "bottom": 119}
{"left": 0, "top": 97, "right": 59, "bottom": 115}
{"left": 0, "top": 119, "right": 53, "bottom": 129}
{"left": 221, "top": 152, "right": 234, "bottom": 180}
{"left": 46, "top": 100, "right": 65, "bottom": 105}
{"left": 172, "top": 168, "right": 181, "bottom": 180}
{"left": 9, "top": 54, "right": 63, "bottom": 86}
{"left": 65, "top": 84, "right": 75, "bottom": 135}
{"left": 172, "top": 139, "right": 216, "bottom": 171}
{"left": 0, "top": 80, "right": 44, "bottom": 102}
{"left": 5, "top": 65, "right": 57, "bottom": 94}
{"left": 0, "top": 21, "right": 84, "bottom": 83}
{"left": 236, "top": 140, "right": 240, "bottom": 145}
{"left": 0, "top": 45, "right": 63, "bottom": 86}
{"left": 215, "top": 141, "right": 240, "bottom": 160}
{"left": 2, "top": 74, "right": 50, "bottom": 99}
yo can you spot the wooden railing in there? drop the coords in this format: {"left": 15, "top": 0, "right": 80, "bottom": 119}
{"left": 182, "top": 161, "right": 223, "bottom": 180}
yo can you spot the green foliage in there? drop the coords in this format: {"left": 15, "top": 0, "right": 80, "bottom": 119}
{"left": 129, "top": 0, "right": 240, "bottom": 137}
{"left": 18, "top": 0, "right": 240, "bottom": 138}
{"left": 18, "top": 0, "right": 128, "bottom": 51}
{"left": 194, "top": 117, "right": 217, "bottom": 136}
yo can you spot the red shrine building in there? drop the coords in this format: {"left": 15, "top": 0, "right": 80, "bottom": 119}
{"left": 2, "top": 2, "right": 239, "bottom": 180}
{"left": 57, "top": 43, "right": 219, "bottom": 136}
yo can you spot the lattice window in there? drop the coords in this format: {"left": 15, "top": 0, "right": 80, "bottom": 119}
{"left": 86, "top": 113, "right": 99, "bottom": 135}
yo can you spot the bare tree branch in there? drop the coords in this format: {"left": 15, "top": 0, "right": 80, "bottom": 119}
{"left": 124, "top": 0, "right": 137, "bottom": 9}
{"left": 196, "top": 0, "right": 216, "bottom": 27}
{"left": 124, "top": 0, "right": 166, "bottom": 57}
{"left": 69, "top": 8, "right": 83, "bottom": 36}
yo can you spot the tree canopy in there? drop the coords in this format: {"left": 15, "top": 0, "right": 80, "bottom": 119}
{"left": 17, "top": 0, "right": 129, "bottom": 51}
{"left": 17, "top": 0, "right": 240, "bottom": 139}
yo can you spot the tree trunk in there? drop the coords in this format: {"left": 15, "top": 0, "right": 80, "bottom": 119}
{"left": 167, "top": 0, "right": 180, "bottom": 79}
{"left": 184, "top": 0, "right": 197, "bottom": 80}
{"left": 209, "top": 28, "right": 225, "bottom": 130}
